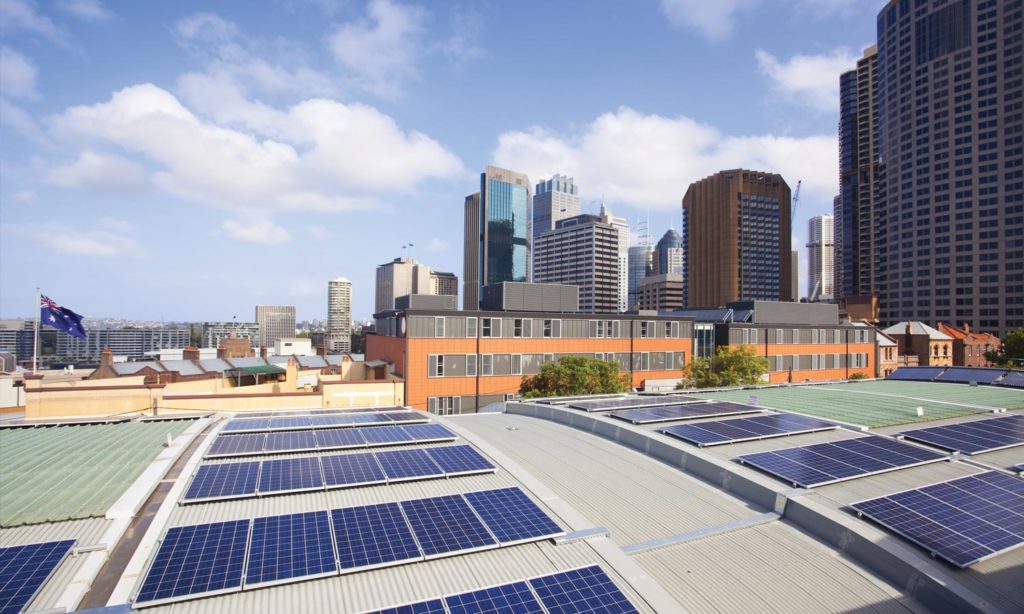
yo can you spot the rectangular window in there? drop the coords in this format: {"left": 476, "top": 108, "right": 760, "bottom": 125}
{"left": 466, "top": 354, "right": 477, "bottom": 376}
{"left": 482, "top": 318, "right": 491, "bottom": 337}
{"left": 523, "top": 318, "right": 533, "bottom": 337}
{"left": 435, "top": 317, "right": 445, "bottom": 338}
{"left": 481, "top": 354, "right": 493, "bottom": 376}
{"left": 590, "top": 320, "right": 602, "bottom": 338}
{"left": 610, "top": 320, "right": 620, "bottom": 338}
{"left": 466, "top": 317, "right": 477, "bottom": 338}
{"left": 543, "top": 319, "right": 560, "bottom": 338}
{"left": 429, "top": 355, "right": 444, "bottom": 377}
{"left": 833, "top": 330, "right": 841, "bottom": 344}
{"left": 511, "top": 354, "right": 522, "bottom": 375}
{"left": 750, "top": 328, "right": 759, "bottom": 344}
{"left": 664, "top": 322, "right": 673, "bottom": 338}
{"left": 640, "top": 321, "right": 650, "bottom": 338}
{"left": 543, "top": 353, "right": 554, "bottom": 364}
{"left": 429, "top": 396, "right": 460, "bottom": 416}
{"left": 514, "top": 318, "right": 524, "bottom": 338}
{"left": 776, "top": 329, "right": 784, "bottom": 344}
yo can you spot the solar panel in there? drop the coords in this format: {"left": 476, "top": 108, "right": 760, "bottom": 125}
{"left": 737, "top": 435, "right": 948, "bottom": 488}
{"left": 401, "top": 423, "right": 458, "bottom": 443}
{"left": 529, "top": 565, "right": 640, "bottom": 614}
{"left": 135, "top": 519, "right": 249, "bottom": 606}
{"left": 330, "top": 503, "right": 422, "bottom": 572}
{"left": 257, "top": 457, "right": 324, "bottom": 495}
{"left": 658, "top": 413, "right": 838, "bottom": 447}
{"left": 569, "top": 395, "right": 703, "bottom": 412}
{"left": 886, "top": 367, "right": 946, "bottom": 381}
{"left": 400, "top": 494, "right": 497, "bottom": 558}
{"left": 244, "top": 511, "right": 337, "bottom": 588}
{"left": 183, "top": 462, "right": 260, "bottom": 502}
{"left": 206, "top": 433, "right": 266, "bottom": 458}
{"left": 267, "top": 417, "right": 314, "bottom": 431}
{"left": 899, "top": 414, "right": 1024, "bottom": 455}
{"left": 851, "top": 470, "right": 1024, "bottom": 567}
{"left": 381, "top": 411, "right": 430, "bottom": 424}
{"left": 315, "top": 428, "right": 367, "bottom": 451}
{"left": 321, "top": 452, "right": 387, "bottom": 488}
{"left": 363, "top": 599, "right": 447, "bottom": 614}
{"left": 221, "top": 419, "right": 271, "bottom": 433}
{"left": 935, "top": 367, "right": 1008, "bottom": 384}
{"left": 359, "top": 425, "right": 414, "bottom": 446}
{"left": 463, "top": 488, "right": 564, "bottom": 546}
{"left": 310, "top": 415, "right": 354, "bottom": 428}
{"left": 424, "top": 445, "right": 496, "bottom": 476}
{"left": 444, "top": 581, "right": 544, "bottom": 614}
{"left": 0, "top": 539, "right": 76, "bottom": 614}
{"left": 264, "top": 430, "right": 318, "bottom": 453}
{"left": 608, "top": 401, "right": 761, "bottom": 424}
{"left": 374, "top": 449, "right": 445, "bottom": 482}
{"left": 996, "top": 371, "right": 1024, "bottom": 388}
{"left": 347, "top": 413, "right": 393, "bottom": 426}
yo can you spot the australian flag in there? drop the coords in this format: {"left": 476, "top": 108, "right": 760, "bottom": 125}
{"left": 40, "top": 295, "right": 87, "bottom": 339}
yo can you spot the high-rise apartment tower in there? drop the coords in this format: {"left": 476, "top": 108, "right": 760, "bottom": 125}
{"left": 807, "top": 215, "right": 835, "bottom": 302}
{"left": 255, "top": 305, "right": 296, "bottom": 348}
{"left": 327, "top": 278, "right": 352, "bottom": 353}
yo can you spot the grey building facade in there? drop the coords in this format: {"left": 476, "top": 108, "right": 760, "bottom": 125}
{"left": 57, "top": 328, "right": 190, "bottom": 361}
{"left": 201, "top": 322, "right": 259, "bottom": 349}
{"left": 255, "top": 305, "right": 296, "bottom": 348}
{"left": 534, "top": 214, "right": 621, "bottom": 313}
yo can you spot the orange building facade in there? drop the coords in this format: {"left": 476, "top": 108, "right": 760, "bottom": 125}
{"left": 716, "top": 323, "right": 877, "bottom": 383}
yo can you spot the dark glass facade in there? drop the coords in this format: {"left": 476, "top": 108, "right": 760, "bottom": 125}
{"left": 483, "top": 177, "right": 529, "bottom": 286}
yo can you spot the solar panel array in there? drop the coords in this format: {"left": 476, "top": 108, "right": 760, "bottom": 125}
{"left": 206, "top": 423, "right": 458, "bottom": 458}
{"left": 899, "top": 414, "right": 1024, "bottom": 455}
{"left": 184, "top": 445, "right": 495, "bottom": 502}
{"left": 136, "top": 488, "right": 565, "bottom": 607}
{"left": 934, "top": 367, "right": 1009, "bottom": 384}
{"left": 365, "top": 565, "right": 639, "bottom": 614}
{"left": 736, "top": 435, "right": 948, "bottom": 488}
{"left": 223, "top": 411, "right": 429, "bottom": 434}
{"left": 996, "top": 371, "right": 1024, "bottom": 389}
{"left": 850, "top": 470, "right": 1024, "bottom": 567}
{"left": 607, "top": 401, "right": 762, "bottom": 424}
{"left": 569, "top": 395, "right": 703, "bottom": 412}
{"left": 886, "top": 367, "right": 946, "bottom": 381}
{"left": 0, "top": 539, "right": 76, "bottom": 614}
{"left": 658, "top": 413, "right": 838, "bottom": 447}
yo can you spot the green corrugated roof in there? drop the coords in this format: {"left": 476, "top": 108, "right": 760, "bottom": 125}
{"left": 229, "top": 365, "right": 286, "bottom": 375}
{"left": 0, "top": 420, "right": 192, "bottom": 527}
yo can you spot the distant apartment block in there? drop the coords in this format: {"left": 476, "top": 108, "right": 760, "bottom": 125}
{"left": 637, "top": 273, "right": 684, "bottom": 311}
{"left": 57, "top": 328, "right": 190, "bottom": 361}
{"left": 201, "top": 322, "right": 259, "bottom": 349}
{"left": 807, "top": 215, "right": 835, "bottom": 301}
{"left": 683, "top": 170, "right": 792, "bottom": 307}
{"left": 255, "top": 305, "right": 296, "bottom": 348}
{"left": 327, "top": 278, "right": 352, "bottom": 353}
{"left": 534, "top": 214, "right": 621, "bottom": 313}
{"left": 0, "top": 320, "right": 34, "bottom": 360}
{"left": 600, "top": 204, "right": 630, "bottom": 312}
{"left": 430, "top": 271, "right": 458, "bottom": 299}
{"left": 375, "top": 257, "right": 458, "bottom": 314}
{"left": 532, "top": 174, "right": 580, "bottom": 239}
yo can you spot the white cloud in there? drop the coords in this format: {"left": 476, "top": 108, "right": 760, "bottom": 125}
{"left": 493, "top": 106, "right": 837, "bottom": 214}
{"left": 426, "top": 238, "right": 449, "bottom": 252}
{"left": 56, "top": 0, "right": 112, "bottom": 22}
{"left": 6, "top": 218, "right": 142, "bottom": 257}
{"left": 221, "top": 219, "right": 292, "bottom": 245}
{"left": 440, "top": 6, "right": 484, "bottom": 66}
{"left": 327, "top": 0, "right": 427, "bottom": 97}
{"left": 0, "top": 0, "right": 68, "bottom": 45}
{"left": 659, "top": 0, "right": 757, "bottom": 42}
{"left": 755, "top": 47, "right": 859, "bottom": 112}
{"left": 307, "top": 226, "right": 333, "bottom": 241}
{"left": 0, "top": 46, "right": 38, "bottom": 99}
{"left": 47, "top": 151, "right": 149, "bottom": 193}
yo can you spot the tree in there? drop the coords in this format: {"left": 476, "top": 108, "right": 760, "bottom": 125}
{"left": 986, "top": 329, "right": 1024, "bottom": 367}
{"left": 520, "top": 356, "right": 630, "bottom": 398}
{"left": 678, "top": 345, "right": 769, "bottom": 389}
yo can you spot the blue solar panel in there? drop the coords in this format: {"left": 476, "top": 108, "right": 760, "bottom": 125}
{"left": 529, "top": 565, "right": 639, "bottom": 614}
{"left": 221, "top": 419, "right": 270, "bottom": 433}
{"left": 401, "top": 423, "right": 457, "bottom": 442}
{"left": 183, "top": 462, "right": 260, "bottom": 502}
{"left": 257, "top": 457, "right": 324, "bottom": 494}
{"left": 321, "top": 452, "right": 386, "bottom": 488}
{"left": 330, "top": 503, "right": 422, "bottom": 571}
{"left": 0, "top": 539, "right": 76, "bottom": 614}
{"left": 935, "top": 367, "right": 1009, "bottom": 384}
{"left": 608, "top": 401, "right": 761, "bottom": 424}
{"left": 310, "top": 415, "right": 354, "bottom": 428}
{"left": 899, "top": 414, "right": 1024, "bottom": 454}
{"left": 206, "top": 433, "right": 266, "bottom": 458}
{"left": 569, "top": 395, "right": 702, "bottom": 412}
{"left": 347, "top": 413, "right": 392, "bottom": 426}
{"left": 463, "top": 488, "right": 564, "bottom": 545}
{"left": 886, "top": 367, "right": 946, "bottom": 381}
{"left": 135, "top": 519, "right": 249, "bottom": 606}
{"left": 374, "top": 449, "right": 444, "bottom": 482}
{"left": 364, "top": 599, "right": 447, "bottom": 614}
{"left": 424, "top": 445, "right": 495, "bottom": 475}
{"left": 659, "top": 413, "right": 838, "bottom": 447}
{"left": 359, "top": 426, "right": 414, "bottom": 446}
{"left": 315, "top": 428, "right": 366, "bottom": 450}
{"left": 267, "top": 417, "right": 313, "bottom": 431}
{"left": 245, "top": 511, "right": 337, "bottom": 587}
{"left": 264, "top": 430, "right": 318, "bottom": 453}
{"left": 737, "top": 436, "right": 948, "bottom": 488}
{"left": 996, "top": 371, "right": 1024, "bottom": 388}
{"left": 400, "top": 494, "right": 497, "bottom": 558}
{"left": 851, "top": 470, "right": 1024, "bottom": 567}
{"left": 382, "top": 411, "right": 430, "bottom": 424}
{"left": 444, "top": 581, "right": 544, "bottom": 614}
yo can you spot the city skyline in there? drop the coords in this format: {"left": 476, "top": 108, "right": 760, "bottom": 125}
{"left": 0, "top": 0, "right": 879, "bottom": 321}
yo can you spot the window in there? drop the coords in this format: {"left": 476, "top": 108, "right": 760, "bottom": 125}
{"left": 466, "top": 317, "right": 477, "bottom": 338}
{"left": 482, "top": 318, "right": 501, "bottom": 338}
{"left": 664, "top": 322, "right": 673, "bottom": 338}
{"left": 776, "top": 329, "right": 784, "bottom": 344}
{"left": 428, "top": 396, "right": 460, "bottom": 415}
{"left": 750, "top": 329, "right": 758, "bottom": 344}
{"left": 590, "top": 320, "right": 603, "bottom": 338}
{"left": 435, "top": 317, "right": 445, "bottom": 338}
{"left": 610, "top": 320, "right": 620, "bottom": 338}
{"left": 511, "top": 354, "right": 522, "bottom": 375}
{"left": 466, "top": 354, "right": 477, "bottom": 376}
{"left": 543, "top": 319, "right": 560, "bottom": 338}
{"left": 481, "top": 354, "right": 493, "bottom": 376}
{"left": 640, "top": 321, "right": 653, "bottom": 338}
{"left": 429, "top": 355, "right": 444, "bottom": 377}
{"left": 514, "top": 319, "right": 524, "bottom": 338}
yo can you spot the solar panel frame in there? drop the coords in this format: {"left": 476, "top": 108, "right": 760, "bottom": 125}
{"left": 182, "top": 461, "right": 261, "bottom": 503}
{"left": 608, "top": 401, "right": 762, "bottom": 424}
{"left": 220, "top": 419, "right": 271, "bottom": 433}
{"left": 205, "top": 433, "right": 267, "bottom": 458}
{"left": 244, "top": 510, "right": 338, "bottom": 589}
{"left": 374, "top": 449, "right": 445, "bottom": 482}
{"left": 321, "top": 452, "right": 387, "bottom": 489}
{"left": 400, "top": 423, "right": 458, "bottom": 443}
{"left": 529, "top": 565, "right": 640, "bottom": 614}
{"left": 264, "top": 430, "right": 318, "bottom": 453}
{"left": 424, "top": 445, "right": 496, "bottom": 476}
{"left": 361, "top": 599, "right": 447, "bottom": 614}
{"left": 463, "top": 487, "right": 565, "bottom": 546}
{"left": 266, "top": 416, "right": 314, "bottom": 431}
{"left": 257, "top": 457, "right": 324, "bottom": 495}
{"left": 400, "top": 494, "right": 498, "bottom": 559}
{"left": 134, "top": 519, "right": 250, "bottom": 607}
{"left": 0, "top": 539, "right": 76, "bottom": 614}
{"left": 330, "top": 503, "right": 423, "bottom": 572}
{"left": 850, "top": 470, "right": 1024, "bottom": 568}
{"left": 358, "top": 425, "right": 415, "bottom": 446}
{"left": 315, "top": 428, "right": 367, "bottom": 451}
{"left": 737, "top": 435, "right": 948, "bottom": 488}
{"left": 444, "top": 580, "right": 544, "bottom": 614}
{"left": 934, "top": 367, "right": 1009, "bottom": 384}
{"left": 899, "top": 415, "right": 1024, "bottom": 455}
{"left": 381, "top": 411, "right": 431, "bottom": 424}
{"left": 658, "top": 413, "right": 839, "bottom": 447}
{"left": 569, "top": 395, "right": 705, "bottom": 412}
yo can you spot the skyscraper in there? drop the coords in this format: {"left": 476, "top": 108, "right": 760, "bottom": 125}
{"left": 627, "top": 244, "right": 654, "bottom": 310}
{"left": 683, "top": 169, "right": 792, "bottom": 307}
{"left": 533, "top": 174, "right": 580, "bottom": 239}
{"left": 599, "top": 203, "right": 630, "bottom": 312}
{"left": 463, "top": 166, "right": 531, "bottom": 309}
{"left": 873, "top": 0, "right": 1022, "bottom": 336}
{"left": 807, "top": 215, "right": 835, "bottom": 302}
{"left": 534, "top": 214, "right": 620, "bottom": 313}
{"left": 255, "top": 305, "right": 296, "bottom": 348}
{"left": 327, "top": 278, "right": 352, "bottom": 353}
{"left": 375, "top": 257, "right": 431, "bottom": 313}
{"left": 791, "top": 250, "right": 800, "bottom": 303}
{"left": 654, "top": 229, "right": 684, "bottom": 276}
{"left": 836, "top": 46, "right": 879, "bottom": 301}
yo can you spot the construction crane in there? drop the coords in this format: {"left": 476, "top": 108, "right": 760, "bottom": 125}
{"left": 791, "top": 179, "right": 802, "bottom": 232}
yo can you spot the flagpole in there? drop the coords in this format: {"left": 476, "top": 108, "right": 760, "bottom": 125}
{"left": 33, "top": 288, "right": 40, "bottom": 373}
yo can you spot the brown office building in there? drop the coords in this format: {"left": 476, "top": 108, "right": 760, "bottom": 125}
{"left": 682, "top": 169, "right": 792, "bottom": 308}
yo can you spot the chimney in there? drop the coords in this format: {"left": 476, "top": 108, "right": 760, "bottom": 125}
{"left": 217, "top": 344, "right": 227, "bottom": 359}
{"left": 183, "top": 346, "right": 200, "bottom": 362}
{"left": 260, "top": 346, "right": 269, "bottom": 359}
{"left": 962, "top": 322, "right": 970, "bottom": 333}
{"left": 318, "top": 343, "right": 327, "bottom": 358}
{"left": 904, "top": 322, "right": 912, "bottom": 351}
{"left": 101, "top": 347, "right": 113, "bottom": 368}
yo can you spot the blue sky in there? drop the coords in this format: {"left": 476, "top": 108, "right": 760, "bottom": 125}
{"left": 0, "top": 0, "right": 880, "bottom": 322}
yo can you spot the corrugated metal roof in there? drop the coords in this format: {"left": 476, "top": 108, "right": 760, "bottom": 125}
{"left": 160, "top": 360, "right": 204, "bottom": 376}
{"left": 198, "top": 358, "right": 231, "bottom": 373}
{"left": 0, "top": 420, "right": 193, "bottom": 526}
{"left": 267, "top": 356, "right": 290, "bottom": 365}
{"left": 296, "top": 355, "right": 328, "bottom": 369}
{"left": 112, "top": 361, "right": 165, "bottom": 375}
{"left": 227, "top": 357, "right": 267, "bottom": 368}
{"left": 883, "top": 321, "right": 952, "bottom": 340}
{"left": 324, "top": 355, "right": 345, "bottom": 366}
